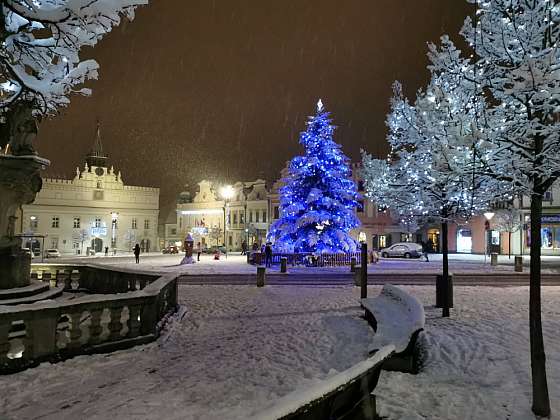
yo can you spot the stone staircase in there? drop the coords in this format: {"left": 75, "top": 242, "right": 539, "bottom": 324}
{"left": 0, "top": 281, "right": 64, "bottom": 305}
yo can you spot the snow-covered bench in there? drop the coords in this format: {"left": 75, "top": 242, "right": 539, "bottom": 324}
{"left": 361, "top": 285, "right": 425, "bottom": 373}
{"left": 250, "top": 345, "right": 394, "bottom": 420}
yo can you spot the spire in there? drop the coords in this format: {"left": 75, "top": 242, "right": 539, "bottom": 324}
{"left": 85, "top": 119, "right": 109, "bottom": 168}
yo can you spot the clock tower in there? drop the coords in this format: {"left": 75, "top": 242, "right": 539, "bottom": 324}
{"left": 85, "top": 120, "right": 109, "bottom": 169}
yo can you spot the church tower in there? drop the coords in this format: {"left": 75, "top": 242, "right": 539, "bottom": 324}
{"left": 85, "top": 120, "right": 109, "bottom": 169}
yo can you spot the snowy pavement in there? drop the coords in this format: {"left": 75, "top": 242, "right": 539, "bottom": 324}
{"left": 1, "top": 285, "right": 559, "bottom": 420}
{"left": 52, "top": 253, "right": 560, "bottom": 276}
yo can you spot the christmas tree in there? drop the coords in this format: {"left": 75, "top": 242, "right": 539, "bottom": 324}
{"left": 269, "top": 100, "right": 360, "bottom": 253}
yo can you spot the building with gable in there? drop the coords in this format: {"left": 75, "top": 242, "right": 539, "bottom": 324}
{"left": 17, "top": 123, "right": 160, "bottom": 256}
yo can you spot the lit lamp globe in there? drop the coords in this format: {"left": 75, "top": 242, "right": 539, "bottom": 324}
{"left": 220, "top": 185, "right": 235, "bottom": 200}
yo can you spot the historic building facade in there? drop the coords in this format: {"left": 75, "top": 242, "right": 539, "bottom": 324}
{"left": 17, "top": 126, "right": 160, "bottom": 256}
{"left": 169, "top": 179, "right": 270, "bottom": 251}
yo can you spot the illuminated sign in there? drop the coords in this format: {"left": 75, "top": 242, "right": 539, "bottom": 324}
{"left": 90, "top": 227, "right": 107, "bottom": 237}
{"left": 191, "top": 227, "right": 208, "bottom": 235}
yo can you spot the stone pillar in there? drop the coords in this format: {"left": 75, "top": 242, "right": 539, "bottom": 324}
{"left": 0, "top": 154, "right": 49, "bottom": 289}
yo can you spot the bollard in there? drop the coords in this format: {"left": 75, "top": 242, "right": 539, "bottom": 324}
{"left": 350, "top": 257, "right": 357, "bottom": 272}
{"left": 257, "top": 266, "right": 266, "bottom": 287}
{"left": 514, "top": 255, "right": 523, "bottom": 272}
{"left": 490, "top": 252, "right": 498, "bottom": 266}
{"left": 435, "top": 274, "right": 454, "bottom": 310}
{"left": 280, "top": 257, "right": 287, "bottom": 273}
{"left": 361, "top": 243, "right": 368, "bottom": 299}
{"left": 354, "top": 266, "right": 362, "bottom": 286}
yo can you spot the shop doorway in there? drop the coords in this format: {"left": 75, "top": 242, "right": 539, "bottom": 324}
{"left": 456, "top": 228, "right": 472, "bottom": 253}
{"left": 427, "top": 229, "right": 440, "bottom": 253}
{"left": 91, "top": 238, "right": 103, "bottom": 253}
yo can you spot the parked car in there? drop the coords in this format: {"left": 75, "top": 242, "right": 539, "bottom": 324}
{"left": 162, "top": 245, "right": 179, "bottom": 254}
{"left": 202, "top": 245, "right": 226, "bottom": 254}
{"left": 21, "top": 247, "right": 35, "bottom": 258}
{"left": 44, "top": 249, "right": 61, "bottom": 258}
{"left": 380, "top": 242, "right": 422, "bottom": 259}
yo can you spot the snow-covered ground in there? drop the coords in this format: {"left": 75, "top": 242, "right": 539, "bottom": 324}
{"left": 1, "top": 285, "right": 559, "bottom": 420}
{"left": 52, "top": 253, "right": 560, "bottom": 276}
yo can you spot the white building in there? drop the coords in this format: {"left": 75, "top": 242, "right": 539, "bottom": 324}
{"left": 18, "top": 125, "right": 160, "bottom": 255}
{"left": 169, "top": 179, "right": 270, "bottom": 251}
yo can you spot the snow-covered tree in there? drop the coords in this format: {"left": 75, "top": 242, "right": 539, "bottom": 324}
{"left": 492, "top": 208, "right": 522, "bottom": 259}
{"left": 363, "top": 40, "right": 505, "bottom": 316}
{"left": 0, "top": 0, "right": 147, "bottom": 153}
{"left": 452, "top": 3, "right": 560, "bottom": 413}
{"left": 268, "top": 100, "right": 360, "bottom": 253}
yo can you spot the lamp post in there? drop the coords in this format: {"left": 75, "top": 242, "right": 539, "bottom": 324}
{"left": 483, "top": 211, "right": 495, "bottom": 263}
{"left": 111, "top": 212, "right": 119, "bottom": 255}
{"left": 220, "top": 185, "right": 234, "bottom": 255}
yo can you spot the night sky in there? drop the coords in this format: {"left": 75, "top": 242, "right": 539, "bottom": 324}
{"left": 36, "top": 1, "right": 472, "bottom": 216}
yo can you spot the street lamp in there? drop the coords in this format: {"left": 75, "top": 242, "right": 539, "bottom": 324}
{"left": 220, "top": 185, "right": 234, "bottom": 253}
{"left": 111, "top": 212, "right": 119, "bottom": 254}
{"left": 483, "top": 212, "right": 495, "bottom": 263}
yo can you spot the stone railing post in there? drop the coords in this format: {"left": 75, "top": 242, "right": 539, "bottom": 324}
{"left": 88, "top": 308, "right": 104, "bottom": 345}
{"left": 67, "top": 311, "right": 83, "bottom": 350}
{"left": 108, "top": 307, "right": 123, "bottom": 341}
{"left": 127, "top": 305, "right": 142, "bottom": 338}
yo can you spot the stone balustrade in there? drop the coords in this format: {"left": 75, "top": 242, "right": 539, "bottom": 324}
{"left": 30, "top": 263, "right": 161, "bottom": 293}
{"left": 0, "top": 268, "right": 178, "bottom": 374}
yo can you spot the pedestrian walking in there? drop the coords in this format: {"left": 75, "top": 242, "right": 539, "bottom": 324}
{"left": 241, "top": 240, "right": 247, "bottom": 255}
{"left": 196, "top": 242, "right": 202, "bottom": 262}
{"left": 421, "top": 241, "right": 429, "bottom": 262}
{"left": 134, "top": 243, "right": 140, "bottom": 264}
{"left": 265, "top": 242, "right": 273, "bottom": 268}
{"left": 104, "top": 246, "right": 109, "bottom": 256}
{"left": 252, "top": 242, "right": 259, "bottom": 252}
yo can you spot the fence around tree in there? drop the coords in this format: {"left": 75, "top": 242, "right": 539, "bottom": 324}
{"left": 0, "top": 264, "right": 178, "bottom": 374}
{"left": 249, "top": 252, "right": 362, "bottom": 267}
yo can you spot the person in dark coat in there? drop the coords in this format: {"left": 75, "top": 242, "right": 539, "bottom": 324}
{"left": 264, "top": 242, "right": 273, "bottom": 268}
{"left": 134, "top": 243, "right": 141, "bottom": 264}
{"left": 105, "top": 246, "right": 109, "bottom": 256}
{"left": 421, "top": 241, "right": 429, "bottom": 262}
{"left": 241, "top": 240, "right": 247, "bottom": 255}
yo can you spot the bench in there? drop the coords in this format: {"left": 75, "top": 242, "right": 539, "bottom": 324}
{"left": 361, "top": 285, "right": 425, "bottom": 373}
{"left": 250, "top": 345, "right": 394, "bottom": 420}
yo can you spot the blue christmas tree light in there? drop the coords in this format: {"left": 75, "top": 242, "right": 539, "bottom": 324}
{"left": 268, "top": 100, "right": 361, "bottom": 253}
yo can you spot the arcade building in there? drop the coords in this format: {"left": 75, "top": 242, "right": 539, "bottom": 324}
{"left": 16, "top": 124, "right": 160, "bottom": 256}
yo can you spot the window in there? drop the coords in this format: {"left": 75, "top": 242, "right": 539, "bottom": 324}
{"left": 73, "top": 217, "right": 80, "bottom": 228}
{"left": 256, "top": 211, "right": 260, "bottom": 223}
{"left": 544, "top": 190, "right": 553, "bottom": 202}
{"left": 233, "top": 212, "right": 238, "bottom": 225}
{"left": 171, "top": 228, "right": 177, "bottom": 235}
{"left": 274, "top": 206, "right": 279, "bottom": 219}
{"left": 97, "top": 181, "right": 102, "bottom": 189}
{"left": 262, "top": 210, "right": 267, "bottom": 223}
{"left": 228, "top": 236, "right": 233, "bottom": 246}
{"left": 51, "top": 217, "right": 59, "bottom": 228}
{"left": 144, "top": 219, "right": 150, "bottom": 230}
{"left": 95, "top": 217, "right": 102, "bottom": 228}
{"left": 249, "top": 211, "right": 253, "bottom": 223}
{"left": 240, "top": 213, "right": 244, "bottom": 224}
{"left": 132, "top": 218, "right": 137, "bottom": 229}
{"left": 30, "top": 217, "right": 38, "bottom": 229}
{"left": 379, "top": 235, "right": 387, "bottom": 248}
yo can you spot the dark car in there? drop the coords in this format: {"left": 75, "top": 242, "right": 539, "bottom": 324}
{"left": 162, "top": 245, "right": 179, "bottom": 254}
{"left": 202, "top": 245, "right": 226, "bottom": 254}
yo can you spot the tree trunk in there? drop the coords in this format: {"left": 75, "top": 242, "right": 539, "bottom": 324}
{"left": 509, "top": 231, "right": 512, "bottom": 259}
{"left": 529, "top": 193, "right": 551, "bottom": 417}
{"left": 441, "top": 220, "right": 449, "bottom": 317}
